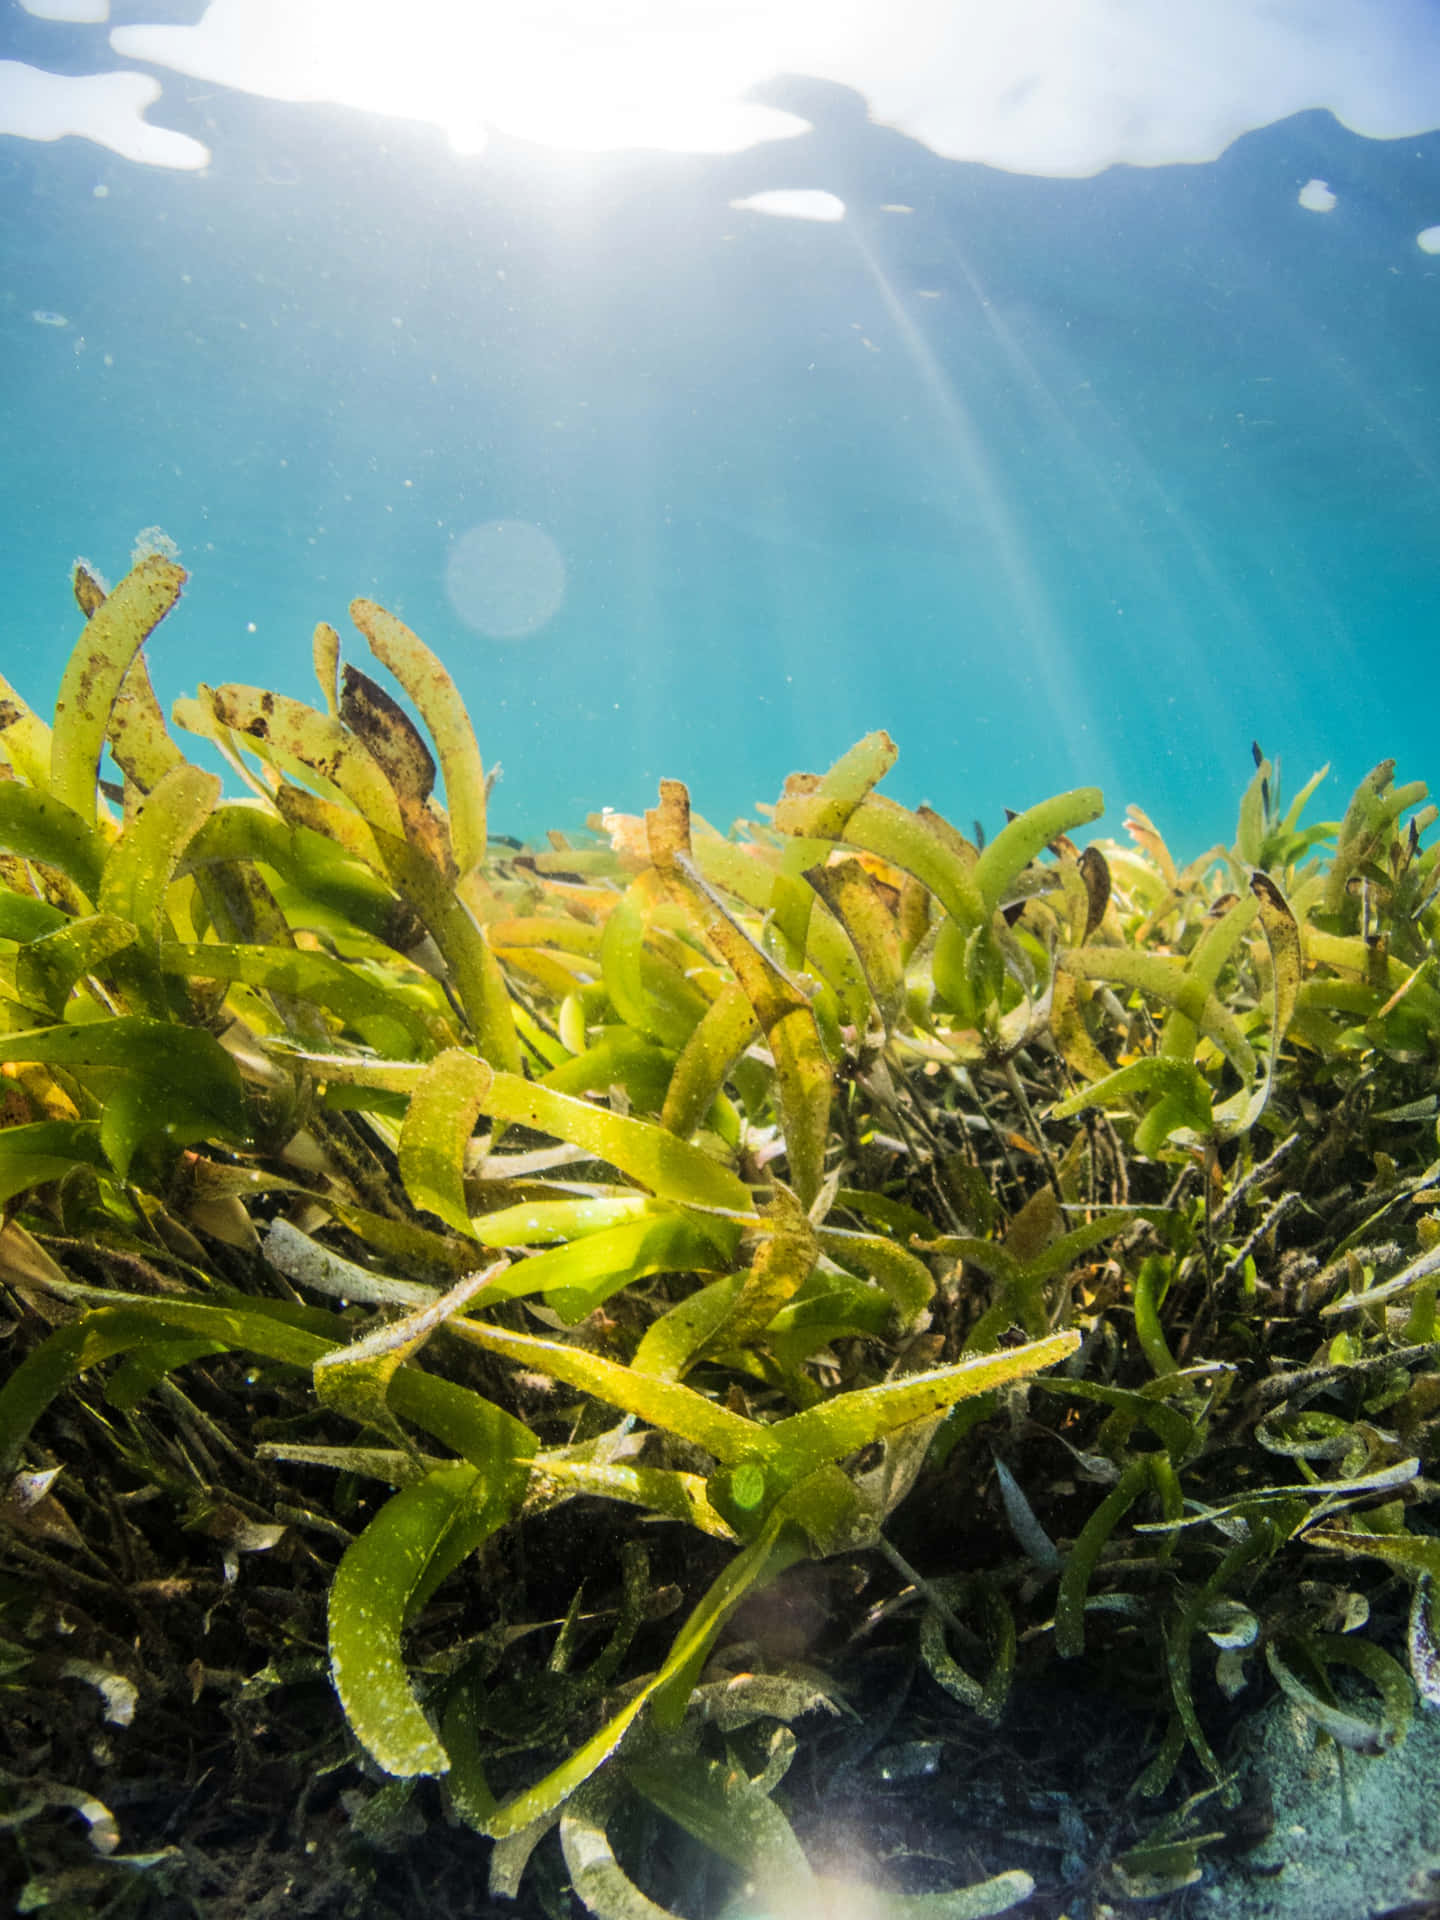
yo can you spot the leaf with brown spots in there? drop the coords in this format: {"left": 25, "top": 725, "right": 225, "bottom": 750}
{"left": 341, "top": 665, "right": 453, "bottom": 875}
{"left": 351, "top": 597, "right": 490, "bottom": 877}
{"left": 207, "top": 683, "right": 405, "bottom": 840}
{"left": 648, "top": 779, "right": 832, "bottom": 1207}
{"left": 804, "top": 855, "right": 903, "bottom": 1029}
{"left": 50, "top": 555, "right": 186, "bottom": 821}
{"left": 313, "top": 620, "right": 341, "bottom": 716}
{"left": 108, "top": 653, "right": 185, "bottom": 794}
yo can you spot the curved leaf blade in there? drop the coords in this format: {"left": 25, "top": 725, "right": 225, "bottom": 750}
{"left": 0, "top": 1120, "right": 107, "bottom": 1206}
{"left": 0, "top": 783, "right": 104, "bottom": 900}
{"left": 330, "top": 1462, "right": 523, "bottom": 1778}
{"left": 97, "top": 763, "right": 221, "bottom": 953}
{"left": 973, "top": 787, "right": 1104, "bottom": 918}
{"left": 764, "top": 1329, "right": 1080, "bottom": 1487}
{"left": 16, "top": 913, "right": 136, "bottom": 1015}
{"left": 660, "top": 982, "right": 758, "bottom": 1137}
{"left": 399, "top": 1048, "right": 491, "bottom": 1233}
{"left": 485, "top": 1502, "right": 808, "bottom": 1837}
{"left": 50, "top": 555, "right": 186, "bottom": 822}
{"left": 207, "top": 684, "right": 405, "bottom": 840}
{"left": 0, "top": 1018, "right": 248, "bottom": 1173}
{"left": 482, "top": 1067, "right": 752, "bottom": 1215}
{"left": 448, "top": 1313, "right": 758, "bottom": 1462}
{"left": 351, "top": 597, "right": 489, "bottom": 875}
{"left": 163, "top": 940, "right": 445, "bottom": 1052}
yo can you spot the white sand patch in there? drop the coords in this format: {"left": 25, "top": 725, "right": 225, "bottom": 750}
{"left": 1203, "top": 1695, "right": 1440, "bottom": 1918}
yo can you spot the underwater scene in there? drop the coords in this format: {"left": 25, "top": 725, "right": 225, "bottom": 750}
{"left": 4, "top": 4, "right": 1440, "bottom": 1918}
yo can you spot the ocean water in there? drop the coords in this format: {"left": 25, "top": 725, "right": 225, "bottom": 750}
{"left": 3, "top": 6, "right": 1440, "bottom": 862}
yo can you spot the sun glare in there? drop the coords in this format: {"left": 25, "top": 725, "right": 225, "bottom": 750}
{"left": 110, "top": 0, "right": 815, "bottom": 157}
{"left": 3, "top": 0, "right": 1425, "bottom": 175}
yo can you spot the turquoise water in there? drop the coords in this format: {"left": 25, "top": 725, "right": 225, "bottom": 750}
{"left": 4, "top": 24, "right": 1440, "bottom": 856}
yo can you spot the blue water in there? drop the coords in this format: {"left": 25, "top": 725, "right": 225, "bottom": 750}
{"left": 4, "top": 34, "right": 1439, "bottom": 855}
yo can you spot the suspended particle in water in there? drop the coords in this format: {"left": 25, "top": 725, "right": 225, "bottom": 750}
{"left": 131, "top": 525, "right": 180, "bottom": 565}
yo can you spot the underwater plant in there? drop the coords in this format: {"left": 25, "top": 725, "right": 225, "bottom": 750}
{"left": 2, "top": 557, "right": 1440, "bottom": 1917}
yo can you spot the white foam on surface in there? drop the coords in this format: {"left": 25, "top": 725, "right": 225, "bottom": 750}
{"left": 730, "top": 189, "right": 845, "bottom": 222}
{"left": 0, "top": 60, "right": 209, "bottom": 167}
{"left": 108, "top": 0, "right": 810, "bottom": 157}
{"left": 846, "top": 0, "right": 1440, "bottom": 173}
{"left": 3, "top": 0, "right": 1439, "bottom": 177}
{"left": 20, "top": 0, "right": 109, "bottom": 20}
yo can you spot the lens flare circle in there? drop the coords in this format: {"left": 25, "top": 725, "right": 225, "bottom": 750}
{"left": 444, "top": 519, "right": 566, "bottom": 641}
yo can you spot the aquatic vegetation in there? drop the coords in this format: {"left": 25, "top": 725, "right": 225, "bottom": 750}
{"left": 3, "top": 558, "right": 1440, "bottom": 1916}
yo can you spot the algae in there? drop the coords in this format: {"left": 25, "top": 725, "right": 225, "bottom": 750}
{"left": 2, "top": 560, "right": 1440, "bottom": 1917}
